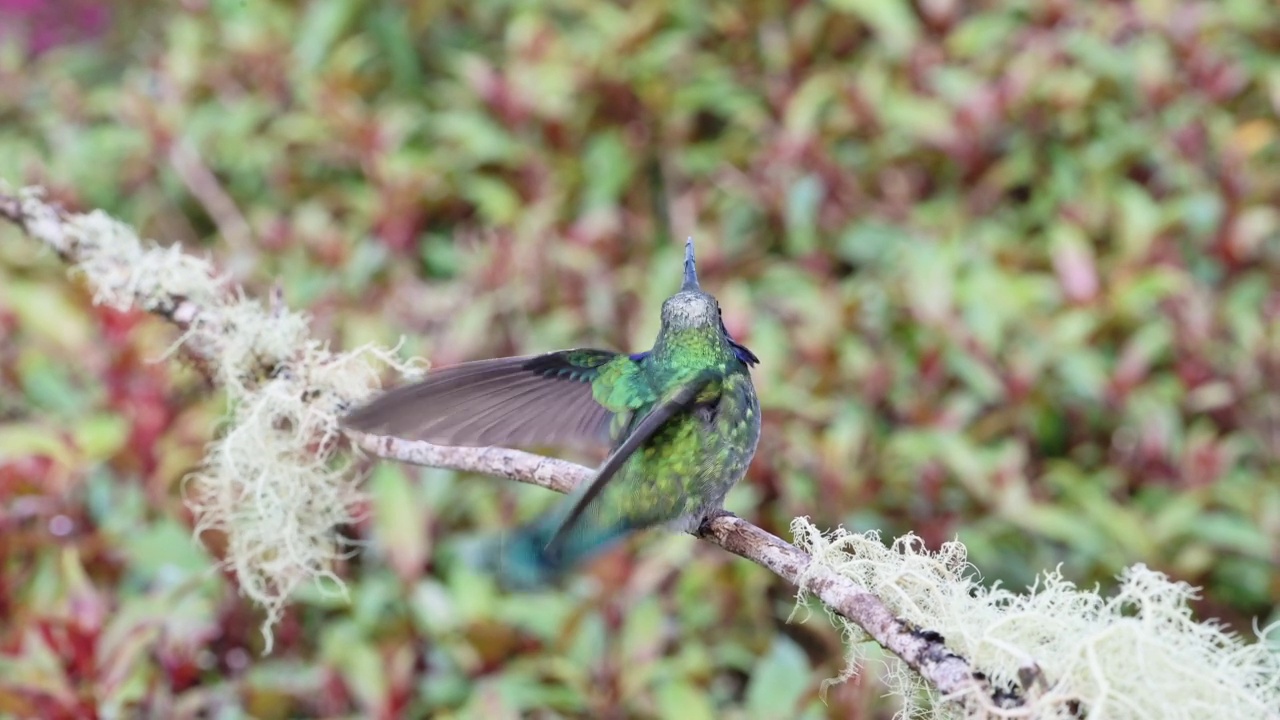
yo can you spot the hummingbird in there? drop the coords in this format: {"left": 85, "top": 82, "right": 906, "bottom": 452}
{"left": 342, "top": 239, "right": 760, "bottom": 587}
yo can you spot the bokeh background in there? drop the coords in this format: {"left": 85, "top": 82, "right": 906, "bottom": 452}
{"left": 2, "top": 1, "right": 1279, "bottom": 717}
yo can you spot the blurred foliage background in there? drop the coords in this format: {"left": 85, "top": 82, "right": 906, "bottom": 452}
{"left": 2, "top": 0, "right": 1279, "bottom": 717}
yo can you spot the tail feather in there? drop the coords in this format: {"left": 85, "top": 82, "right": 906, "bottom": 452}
{"left": 489, "top": 513, "right": 632, "bottom": 589}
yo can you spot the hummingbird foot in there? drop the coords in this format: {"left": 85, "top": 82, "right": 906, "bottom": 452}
{"left": 696, "top": 509, "right": 737, "bottom": 538}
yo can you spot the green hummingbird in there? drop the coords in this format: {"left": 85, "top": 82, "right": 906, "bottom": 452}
{"left": 342, "top": 239, "right": 760, "bottom": 587}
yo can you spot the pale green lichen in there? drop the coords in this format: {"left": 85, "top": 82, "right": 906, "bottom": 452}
{"left": 14, "top": 187, "right": 423, "bottom": 651}
{"left": 182, "top": 333, "right": 421, "bottom": 652}
{"left": 791, "top": 519, "right": 1280, "bottom": 719}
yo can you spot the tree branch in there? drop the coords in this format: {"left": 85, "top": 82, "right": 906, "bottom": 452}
{"left": 1, "top": 187, "right": 1025, "bottom": 714}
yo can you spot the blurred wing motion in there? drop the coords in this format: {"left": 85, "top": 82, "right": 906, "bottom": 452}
{"left": 341, "top": 349, "right": 620, "bottom": 449}
{"left": 546, "top": 369, "right": 718, "bottom": 553}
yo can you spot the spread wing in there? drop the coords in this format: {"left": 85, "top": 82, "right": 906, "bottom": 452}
{"left": 341, "top": 349, "right": 621, "bottom": 450}
{"left": 545, "top": 369, "right": 718, "bottom": 552}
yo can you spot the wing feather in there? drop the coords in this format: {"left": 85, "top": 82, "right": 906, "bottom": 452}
{"left": 342, "top": 350, "right": 619, "bottom": 450}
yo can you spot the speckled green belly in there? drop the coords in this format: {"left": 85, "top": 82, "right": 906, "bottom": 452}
{"left": 603, "top": 372, "right": 761, "bottom": 533}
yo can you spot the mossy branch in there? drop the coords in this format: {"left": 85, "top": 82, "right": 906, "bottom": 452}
{"left": 351, "top": 432, "right": 1016, "bottom": 710}
{"left": 6, "top": 186, "right": 1278, "bottom": 719}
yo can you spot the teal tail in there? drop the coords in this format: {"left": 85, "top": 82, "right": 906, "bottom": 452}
{"left": 488, "top": 512, "right": 632, "bottom": 589}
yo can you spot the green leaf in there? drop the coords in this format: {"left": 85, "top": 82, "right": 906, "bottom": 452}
{"left": 745, "top": 636, "right": 810, "bottom": 718}
{"left": 582, "top": 131, "right": 636, "bottom": 210}
{"left": 0, "top": 422, "right": 71, "bottom": 464}
{"left": 321, "top": 622, "right": 386, "bottom": 712}
{"left": 72, "top": 414, "right": 129, "bottom": 461}
{"left": 293, "top": 0, "right": 361, "bottom": 72}
{"left": 462, "top": 176, "right": 521, "bottom": 225}
{"left": 823, "top": 0, "right": 919, "bottom": 54}
{"left": 1, "top": 281, "right": 92, "bottom": 348}
{"left": 1193, "top": 513, "right": 1271, "bottom": 559}
{"left": 656, "top": 681, "right": 716, "bottom": 720}
{"left": 121, "top": 519, "right": 214, "bottom": 586}
{"left": 785, "top": 174, "right": 824, "bottom": 254}
{"left": 371, "top": 464, "right": 429, "bottom": 582}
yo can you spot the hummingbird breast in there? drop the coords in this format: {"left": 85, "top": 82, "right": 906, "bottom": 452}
{"left": 604, "top": 370, "right": 761, "bottom": 534}
{"left": 674, "top": 375, "right": 761, "bottom": 532}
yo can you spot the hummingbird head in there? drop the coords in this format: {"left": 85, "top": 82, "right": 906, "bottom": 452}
{"left": 660, "top": 238, "right": 720, "bottom": 331}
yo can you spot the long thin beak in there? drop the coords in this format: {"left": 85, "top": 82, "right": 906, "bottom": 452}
{"left": 682, "top": 237, "right": 700, "bottom": 291}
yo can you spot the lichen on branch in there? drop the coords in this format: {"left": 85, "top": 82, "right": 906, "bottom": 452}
{"left": 2, "top": 185, "right": 421, "bottom": 650}
{"left": 792, "top": 522, "right": 1280, "bottom": 719}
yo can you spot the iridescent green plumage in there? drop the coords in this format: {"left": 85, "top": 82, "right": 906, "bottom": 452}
{"left": 343, "top": 239, "right": 760, "bottom": 587}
